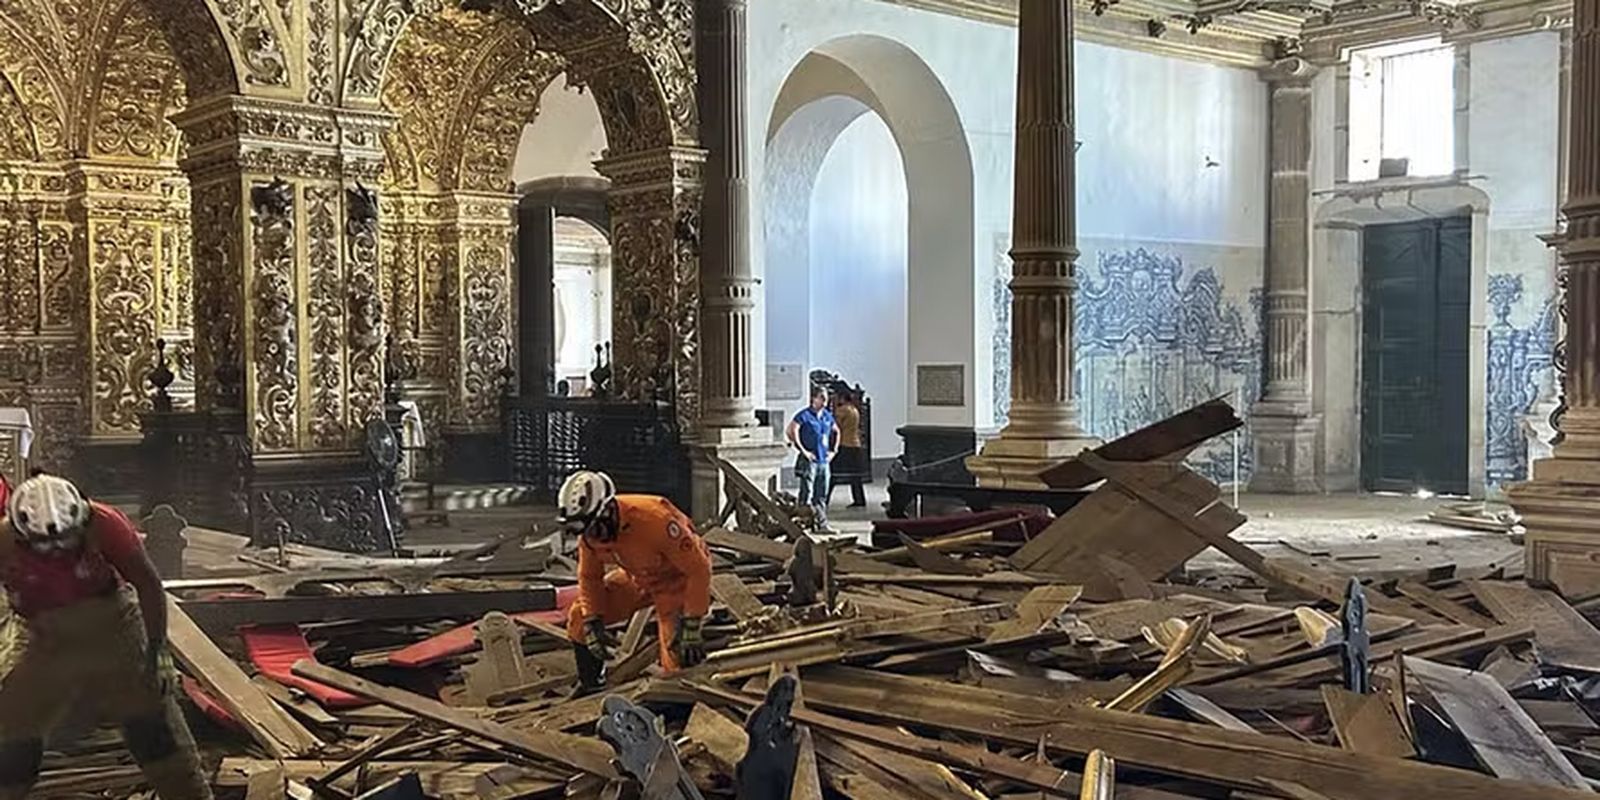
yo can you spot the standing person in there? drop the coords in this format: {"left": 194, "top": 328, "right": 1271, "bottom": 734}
{"left": 832, "top": 390, "right": 867, "bottom": 509}
{"left": 786, "top": 386, "right": 839, "bottom": 531}
{"left": 0, "top": 474, "right": 212, "bottom": 800}
{"left": 557, "top": 470, "right": 712, "bottom": 692}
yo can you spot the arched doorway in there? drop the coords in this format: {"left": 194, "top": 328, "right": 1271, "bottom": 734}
{"left": 762, "top": 35, "right": 973, "bottom": 466}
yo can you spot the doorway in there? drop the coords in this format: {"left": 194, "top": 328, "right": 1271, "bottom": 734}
{"left": 1360, "top": 216, "right": 1470, "bottom": 495}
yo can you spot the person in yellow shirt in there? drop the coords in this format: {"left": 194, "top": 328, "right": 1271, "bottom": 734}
{"left": 833, "top": 390, "right": 867, "bottom": 508}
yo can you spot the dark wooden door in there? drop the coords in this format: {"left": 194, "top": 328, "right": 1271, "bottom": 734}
{"left": 1360, "top": 217, "right": 1470, "bottom": 495}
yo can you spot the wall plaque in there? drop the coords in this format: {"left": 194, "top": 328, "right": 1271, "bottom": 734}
{"left": 916, "top": 364, "right": 965, "bottom": 407}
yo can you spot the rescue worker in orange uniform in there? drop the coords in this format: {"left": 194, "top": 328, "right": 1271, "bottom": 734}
{"left": 0, "top": 474, "right": 212, "bottom": 800}
{"left": 559, "top": 470, "right": 712, "bottom": 691}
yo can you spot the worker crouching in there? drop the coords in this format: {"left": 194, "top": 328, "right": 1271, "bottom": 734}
{"left": 0, "top": 474, "right": 212, "bottom": 800}
{"left": 558, "top": 471, "right": 711, "bottom": 691}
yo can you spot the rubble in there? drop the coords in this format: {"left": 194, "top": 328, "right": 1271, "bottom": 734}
{"left": 9, "top": 400, "right": 1600, "bottom": 800}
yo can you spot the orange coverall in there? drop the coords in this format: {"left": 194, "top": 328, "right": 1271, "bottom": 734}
{"left": 565, "top": 494, "right": 712, "bottom": 671}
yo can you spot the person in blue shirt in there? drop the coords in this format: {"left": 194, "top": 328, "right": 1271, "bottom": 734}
{"left": 786, "top": 386, "right": 840, "bottom": 531}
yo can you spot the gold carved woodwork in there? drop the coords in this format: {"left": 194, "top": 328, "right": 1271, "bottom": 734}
{"left": 190, "top": 177, "right": 246, "bottom": 411}
{"left": 379, "top": 4, "right": 558, "bottom": 195}
{"left": 346, "top": 183, "right": 384, "bottom": 433}
{"left": 88, "top": 217, "right": 161, "bottom": 436}
{"left": 305, "top": 183, "right": 347, "bottom": 448}
{"left": 596, "top": 147, "right": 704, "bottom": 430}
{"left": 249, "top": 177, "right": 298, "bottom": 452}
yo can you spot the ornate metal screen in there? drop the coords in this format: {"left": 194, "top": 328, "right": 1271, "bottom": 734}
{"left": 506, "top": 397, "right": 689, "bottom": 509}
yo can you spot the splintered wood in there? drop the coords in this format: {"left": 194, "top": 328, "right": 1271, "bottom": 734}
{"left": 31, "top": 398, "right": 1600, "bottom": 800}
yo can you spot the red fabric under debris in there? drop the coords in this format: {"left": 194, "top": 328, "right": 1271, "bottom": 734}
{"left": 241, "top": 625, "right": 367, "bottom": 708}
{"left": 181, "top": 675, "right": 238, "bottom": 730}
{"left": 386, "top": 584, "right": 579, "bottom": 669}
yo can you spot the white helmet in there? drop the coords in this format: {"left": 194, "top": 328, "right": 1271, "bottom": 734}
{"left": 557, "top": 470, "right": 616, "bottom": 531}
{"left": 8, "top": 474, "right": 91, "bottom": 553}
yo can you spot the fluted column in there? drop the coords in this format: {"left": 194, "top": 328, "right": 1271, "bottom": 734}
{"left": 697, "top": 0, "right": 757, "bottom": 430}
{"left": 1250, "top": 58, "right": 1324, "bottom": 493}
{"left": 1511, "top": 0, "right": 1600, "bottom": 593}
{"left": 967, "top": 0, "right": 1100, "bottom": 489}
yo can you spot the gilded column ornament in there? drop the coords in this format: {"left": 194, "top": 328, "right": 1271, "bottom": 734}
{"left": 89, "top": 218, "right": 160, "bottom": 435}
{"left": 250, "top": 177, "right": 298, "bottom": 451}
{"left": 344, "top": 0, "right": 445, "bottom": 103}
{"left": 1511, "top": 0, "right": 1600, "bottom": 590}
{"left": 191, "top": 179, "right": 246, "bottom": 410}
{"left": 967, "top": 0, "right": 1101, "bottom": 488}
{"left": 306, "top": 183, "right": 347, "bottom": 448}
{"left": 347, "top": 182, "right": 385, "bottom": 430}
{"left": 308, "top": 0, "right": 337, "bottom": 105}
{"left": 596, "top": 148, "right": 704, "bottom": 430}
{"left": 1250, "top": 57, "right": 1323, "bottom": 493}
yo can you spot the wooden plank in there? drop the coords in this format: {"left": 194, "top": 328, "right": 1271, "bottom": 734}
{"left": 710, "top": 573, "right": 769, "bottom": 622}
{"left": 814, "top": 736, "right": 953, "bottom": 800}
{"left": 790, "top": 726, "right": 825, "bottom": 800}
{"left": 1319, "top": 686, "right": 1415, "bottom": 759}
{"left": 1164, "top": 688, "right": 1255, "bottom": 733}
{"left": 1037, "top": 397, "right": 1242, "bottom": 489}
{"left": 985, "top": 584, "right": 1083, "bottom": 643}
{"left": 825, "top": 735, "right": 985, "bottom": 800}
{"left": 179, "top": 587, "right": 557, "bottom": 630}
{"left": 1405, "top": 656, "right": 1589, "bottom": 790}
{"left": 166, "top": 596, "right": 321, "bottom": 758}
{"left": 688, "top": 681, "right": 1078, "bottom": 797}
{"left": 1470, "top": 581, "right": 1600, "bottom": 673}
{"left": 716, "top": 457, "right": 808, "bottom": 540}
{"left": 772, "top": 666, "right": 1594, "bottom": 800}
{"left": 684, "top": 703, "right": 747, "bottom": 773}
{"left": 1395, "top": 580, "right": 1496, "bottom": 628}
{"left": 291, "top": 660, "right": 616, "bottom": 779}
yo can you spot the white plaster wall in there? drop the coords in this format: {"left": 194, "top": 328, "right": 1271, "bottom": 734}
{"left": 749, "top": 0, "right": 1016, "bottom": 430}
{"left": 511, "top": 74, "right": 608, "bottom": 183}
{"left": 806, "top": 113, "right": 909, "bottom": 459}
{"left": 749, "top": 0, "right": 1268, "bottom": 437}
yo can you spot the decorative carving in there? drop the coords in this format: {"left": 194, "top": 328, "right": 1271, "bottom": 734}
{"left": 307, "top": 0, "right": 337, "bottom": 105}
{"left": 346, "top": 0, "right": 445, "bottom": 102}
{"left": 89, "top": 218, "right": 160, "bottom": 434}
{"left": 348, "top": 183, "right": 386, "bottom": 428}
{"left": 457, "top": 232, "right": 512, "bottom": 427}
{"left": 213, "top": 0, "right": 290, "bottom": 86}
{"left": 306, "top": 184, "right": 347, "bottom": 449}
{"left": 250, "top": 177, "right": 297, "bottom": 451}
{"left": 255, "top": 482, "right": 383, "bottom": 552}
{"left": 192, "top": 179, "right": 244, "bottom": 411}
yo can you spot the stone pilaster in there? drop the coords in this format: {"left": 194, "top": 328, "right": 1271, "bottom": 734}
{"left": 1250, "top": 58, "right": 1323, "bottom": 493}
{"left": 170, "top": 96, "right": 397, "bottom": 550}
{"left": 967, "top": 0, "right": 1100, "bottom": 489}
{"left": 1510, "top": 0, "right": 1600, "bottom": 594}
{"left": 688, "top": 0, "right": 782, "bottom": 519}
{"left": 697, "top": 0, "right": 757, "bottom": 431}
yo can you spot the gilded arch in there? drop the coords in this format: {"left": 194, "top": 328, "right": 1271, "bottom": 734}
{"left": 374, "top": 0, "right": 704, "bottom": 440}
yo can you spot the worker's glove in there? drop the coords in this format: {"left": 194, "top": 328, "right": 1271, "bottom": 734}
{"left": 674, "top": 615, "right": 707, "bottom": 668}
{"left": 583, "top": 617, "right": 617, "bottom": 662}
{"left": 144, "top": 636, "right": 176, "bottom": 695}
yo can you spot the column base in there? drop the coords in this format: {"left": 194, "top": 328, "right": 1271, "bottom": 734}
{"left": 966, "top": 433, "right": 1101, "bottom": 489}
{"left": 249, "top": 452, "right": 398, "bottom": 553}
{"left": 1248, "top": 410, "right": 1323, "bottom": 493}
{"left": 690, "top": 426, "right": 787, "bottom": 523}
{"left": 1510, "top": 455, "right": 1600, "bottom": 596}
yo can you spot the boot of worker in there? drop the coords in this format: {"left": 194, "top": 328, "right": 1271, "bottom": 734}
{"left": 573, "top": 642, "right": 608, "bottom": 694}
{"left": 0, "top": 738, "right": 42, "bottom": 800}
{"left": 123, "top": 707, "right": 214, "bottom": 800}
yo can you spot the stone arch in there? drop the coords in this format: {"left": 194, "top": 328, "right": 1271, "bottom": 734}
{"left": 763, "top": 34, "right": 976, "bottom": 432}
{"left": 1311, "top": 181, "right": 1493, "bottom": 496}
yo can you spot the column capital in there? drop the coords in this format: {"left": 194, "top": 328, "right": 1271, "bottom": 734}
{"left": 171, "top": 95, "right": 396, "bottom": 184}
{"left": 1261, "top": 57, "right": 1319, "bottom": 86}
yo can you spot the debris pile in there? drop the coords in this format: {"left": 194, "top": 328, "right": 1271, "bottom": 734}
{"left": 11, "top": 399, "right": 1600, "bottom": 800}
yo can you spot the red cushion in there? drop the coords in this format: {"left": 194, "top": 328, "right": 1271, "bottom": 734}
{"left": 241, "top": 625, "right": 367, "bottom": 708}
{"left": 387, "top": 584, "right": 579, "bottom": 669}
